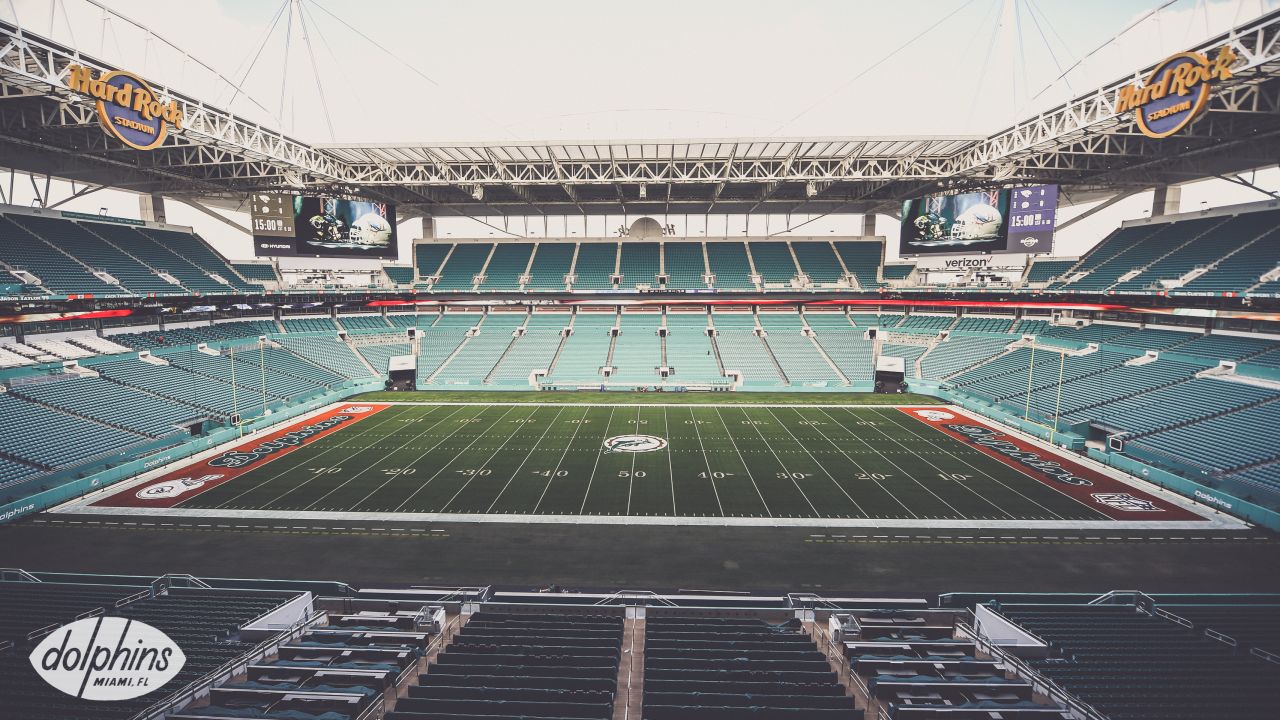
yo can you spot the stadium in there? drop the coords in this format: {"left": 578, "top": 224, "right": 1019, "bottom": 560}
{"left": 0, "top": 0, "right": 1279, "bottom": 718}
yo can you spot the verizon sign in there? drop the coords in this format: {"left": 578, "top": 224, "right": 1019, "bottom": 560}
{"left": 913, "top": 254, "right": 1029, "bottom": 271}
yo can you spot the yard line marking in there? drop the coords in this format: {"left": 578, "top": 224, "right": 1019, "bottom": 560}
{"left": 293, "top": 405, "right": 470, "bottom": 511}
{"left": 392, "top": 406, "right": 519, "bottom": 513}
{"left": 768, "top": 407, "right": 869, "bottom": 517}
{"left": 523, "top": 405, "right": 589, "bottom": 514}
{"left": 484, "top": 406, "right": 569, "bottom": 512}
{"left": 864, "top": 408, "right": 1014, "bottom": 520}
{"left": 344, "top": 405, "right": 480, "bottom": 509}
{"left": 208, "top": 404, "right": 414, "bottom": 510}
{"left": 712, "top": 407, "right": 773, "bottom": 517}
{"left": 818, "top": 407, "right": 964, "bottom": 517}
{"left": 793, "top": 406, "right": 914, "bottom": 517}
{"left": 879, "top": 409, "right": 1072, "bottom": 520}
{"left": 662, "top": 406, "right": 677, "bottom": 516}
{"left": 626, "top": 406, "right": 640, "bottom": 515}
{"left": 573, "top": 406, "right": 616, "bottom": 514}
{"left": 439, "top": 405, "right": 543, "bottom": 511}
{"left": 687, "top": 406, "right": 726, "bottom": 516}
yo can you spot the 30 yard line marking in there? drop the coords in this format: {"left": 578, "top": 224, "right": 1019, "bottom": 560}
{"left": 765, "top": 406, "right": 867, "bottom": 518}
{"left": 484, "top": 406, "right": 568, "bottom": 512}
{"left": 796, "top": 406, "right": 916, "bottom": 518}
{"left": 391, "top": 406, "right": 519, "bottom": 512}
{"left": 440, "top": 405, "right": 541, "bottom": 512}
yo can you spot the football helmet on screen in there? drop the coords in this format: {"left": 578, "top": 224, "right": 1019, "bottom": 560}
{"left": 349, "top": 212, "right": 393, "bottom": 246}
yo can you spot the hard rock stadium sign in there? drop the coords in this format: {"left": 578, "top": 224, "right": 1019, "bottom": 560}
{"left": 63, "top": 64, "right": 184, "bottom": 151}
{"left": 1115, "top": 45, "right": 1239, "bottom": 139}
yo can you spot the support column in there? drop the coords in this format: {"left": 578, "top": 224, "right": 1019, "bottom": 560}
{"left": 139, "top": 193, "right": 167, "bottom": 223}
{"left": 862, "top": 213, "right": 877, "bottom": 236}
{"left": 421, "top": 216, "right": 435, "bottom": 239}
{"left": 1151, "top": 185, "right": 1181, "bottom": 217}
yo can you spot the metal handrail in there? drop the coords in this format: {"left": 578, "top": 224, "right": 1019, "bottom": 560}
{"left": 132, "top": 610, "right": 323, "bottom": 720}
{"left": 957, "top": 620, "right": 1109, "bottom": 720}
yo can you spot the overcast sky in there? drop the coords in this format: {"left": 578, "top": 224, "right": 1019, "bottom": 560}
{"left": 1, "top": 0, "right": 1276, "bottom": 265}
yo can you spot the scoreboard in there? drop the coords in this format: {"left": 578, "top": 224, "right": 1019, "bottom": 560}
{"left": 250, "top": 194, "right": 295, "bottom": 238}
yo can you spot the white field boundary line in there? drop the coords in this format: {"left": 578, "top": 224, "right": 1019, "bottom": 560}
{"left": 942, "top": 406, "right": 1240, "bottom": 526}
{"left": 49, "top": 401, "right": 1249, "bottom": 531}
{"left": 369, "top": 401, "right": 944, "bottom": 408}
{"left": 41, "top": 505, "right": 1246, "bottom": 530}
{"left": 48, "top": 400, "right": 376, "bottom": 515}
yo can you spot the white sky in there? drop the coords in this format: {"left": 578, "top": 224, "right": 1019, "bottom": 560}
{"left": 1, "top": 0, "right": 1277, "bottom": 265}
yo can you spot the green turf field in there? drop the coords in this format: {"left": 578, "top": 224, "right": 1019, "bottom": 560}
{"left": 179, "top": 403, "right": 1111, "bottom": 521}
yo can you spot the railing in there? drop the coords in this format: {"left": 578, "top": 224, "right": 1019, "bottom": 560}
{"left": 593, "top": 590, "right": 677, "bottom": 607}
{"left": 957, "top": 619, "right": 1110, "bottom": 720}
{"left": 134, "top": 610, "right": 324, "bottom": 720}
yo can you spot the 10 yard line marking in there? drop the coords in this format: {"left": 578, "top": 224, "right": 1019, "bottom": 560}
{"left": 209, "top": 405, "right": 413, "bottom": 509}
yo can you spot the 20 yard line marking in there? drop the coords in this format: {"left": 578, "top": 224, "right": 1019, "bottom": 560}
{"left": 208, "top": 405, "right": 414, "bottom": 509}
{"left": 793, "top": 406, "right": 914, "bottom": 518}
{"left": 765, "top": 407, "right": 867, "bottom": 518}
{"left": 292, "top": 405, "right": 468, "bottom": 510}
{"left": 391, "top": 406, "right": 519, "bottom": 513}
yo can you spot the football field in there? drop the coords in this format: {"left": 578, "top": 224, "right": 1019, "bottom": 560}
{"left": 82, "top": 402, "right": 1217, "bottom": 525}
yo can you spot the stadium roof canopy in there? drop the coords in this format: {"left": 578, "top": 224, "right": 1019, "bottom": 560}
{"left": 2, "top": 9, "right": 1280, "bottom": 217}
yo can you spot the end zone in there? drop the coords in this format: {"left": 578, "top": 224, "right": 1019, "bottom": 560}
{"left": 90, "top": 403, "right": 391, "bottom": 508}
{"left": 899, "top": 407, "right": 1203, "bottom": 522}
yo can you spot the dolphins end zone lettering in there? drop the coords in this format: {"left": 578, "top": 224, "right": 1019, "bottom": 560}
{"left": 94, "top": 404, "right": 388, "bottom": 508}
{"left": 900, "top": 407, "right": 1203, "bottom": 521}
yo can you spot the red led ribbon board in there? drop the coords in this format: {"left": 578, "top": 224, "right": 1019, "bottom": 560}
{"left": 95, "top": 403, "right": 389, "bottom": 508}
{"left": 899, "top": 407, "right": 1203, "bottom": 521}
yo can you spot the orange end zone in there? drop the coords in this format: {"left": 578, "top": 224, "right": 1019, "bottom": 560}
{"left": 899, "top": 407, "right": 1205, "bottom": 522}
{"left": 94, "top": 403, "right": 391, "bottom": 508}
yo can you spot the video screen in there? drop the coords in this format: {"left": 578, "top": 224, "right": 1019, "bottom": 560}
{"left": 899, "top": 185, "right": 1056, "bottom": 257}
{"left": 253, "top": 195, "right": 398, "bottom": 258}
{"left": 900, "top": 190, "right": 1010, "bottom": 255}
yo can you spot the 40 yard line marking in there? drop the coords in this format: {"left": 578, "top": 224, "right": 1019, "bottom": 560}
{"left": 688, "top": 406, "right": 725, "bottom": 516}
{"left": 440, "top": 405, "right": 543, "bottom": 512}
{"left": 532, "top": 405, "right": 595, "bottom": 514}
{"left": 484, "top": 406, "right": 569, "bottom": 513}
{"left": 713, "top": 407, "right": 773, "bottom": 517}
